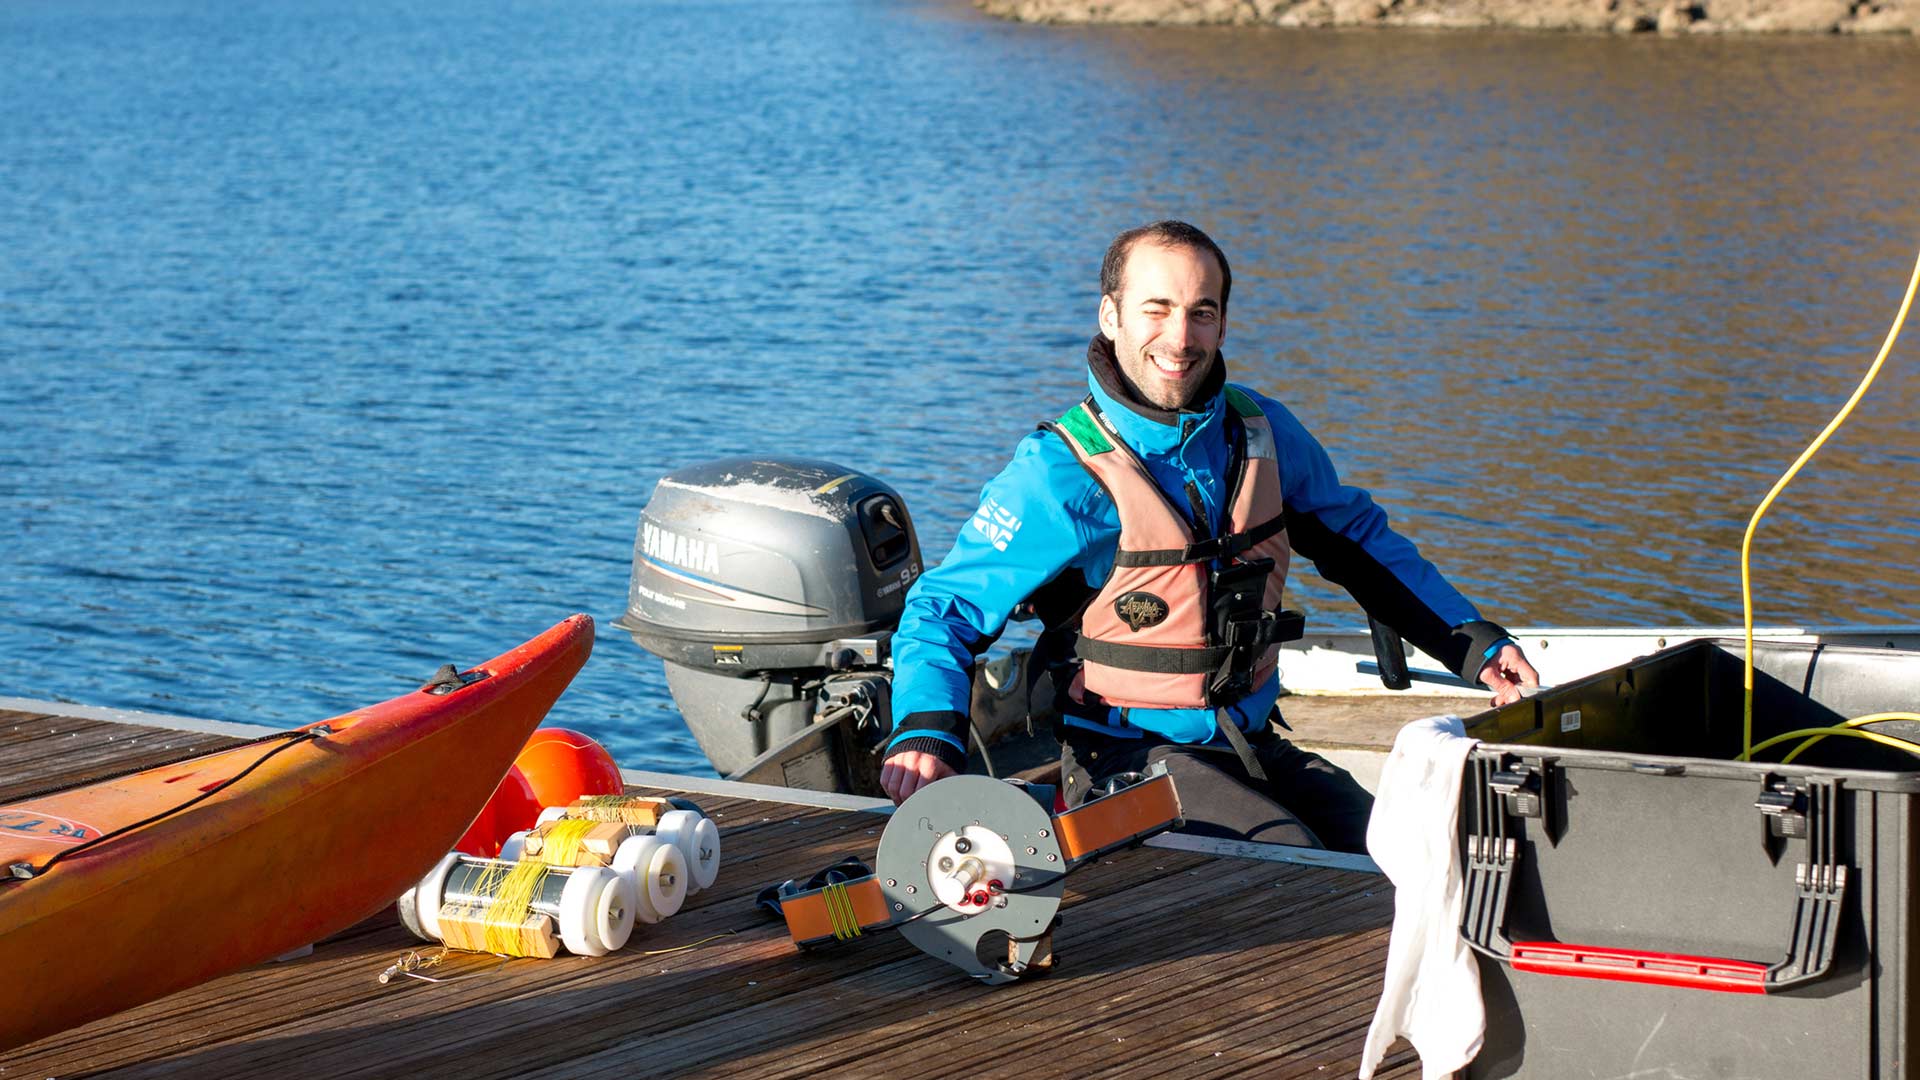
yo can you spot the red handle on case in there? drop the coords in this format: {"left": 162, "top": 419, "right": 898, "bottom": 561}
{"left": 1509, "top": 941, "right": 1771, "bottom": 994}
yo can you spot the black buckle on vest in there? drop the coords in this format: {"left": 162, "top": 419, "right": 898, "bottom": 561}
{"left": 1186, "top": 533, "right": 1248, "bottom": 563}
{"left": 1206, "top": 558, "right": 1276, "bottom": 702}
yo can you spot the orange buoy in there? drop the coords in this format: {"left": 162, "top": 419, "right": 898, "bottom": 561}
{"left": 455, "top": 765, "right": 540, "bottom": 857}
{"left": 514, "top": 728, "right": 623, "bottom": 810}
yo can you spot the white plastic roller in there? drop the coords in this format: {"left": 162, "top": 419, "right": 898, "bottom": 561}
{"left": 687, "top": 815, "right": 721, "bottom": 892}
{"left": 557, "top": 865, "right": 636, "bottom": 957}
{"left": 498, "top": 829, "right": 530, "bottom": 862}
{"left": 652, "top": 809, "right": 721, "bottom": 895}
{"left": 413, "top": 851, "right": 462, "bottom": 943}
{"left": 611, "top": 833, "right": 688, "bottom": 923}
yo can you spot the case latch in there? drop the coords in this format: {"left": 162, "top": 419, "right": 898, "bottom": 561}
{"left": 1490, "top": 762, "right": 1544, "bottom": 819}
{"left": 1756, "top": 778, "right": 1809, "bottom": 839}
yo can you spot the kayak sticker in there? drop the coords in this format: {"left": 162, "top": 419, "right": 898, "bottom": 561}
{"left": 0, "top": 810, "right": 98, "bottom": 845}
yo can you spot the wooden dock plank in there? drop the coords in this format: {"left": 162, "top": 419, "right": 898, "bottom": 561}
{"left": 0, "top": 712, "right": 1419, "bottom": 1079}
{"left": 0, "top": 709, "right": 241, "bottom": 802}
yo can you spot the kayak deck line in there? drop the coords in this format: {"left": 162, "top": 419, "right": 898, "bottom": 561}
{"left": 0, "top": 705, "right": 1416, "bottom": 1078}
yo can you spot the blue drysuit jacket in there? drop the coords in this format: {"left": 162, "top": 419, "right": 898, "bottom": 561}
{"left": 887, "top": 338, "right": 1509, "bottom": 769}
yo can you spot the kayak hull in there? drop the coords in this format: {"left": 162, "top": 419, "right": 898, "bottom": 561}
{"left": 0, "top": 614, "right": 594, "bottom": 1053}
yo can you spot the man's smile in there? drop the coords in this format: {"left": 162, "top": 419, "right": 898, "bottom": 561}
{"left": 1150, "top": 351, "right": 1202, "bottom": 376}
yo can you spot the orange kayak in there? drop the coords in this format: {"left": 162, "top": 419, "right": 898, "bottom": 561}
{"left": 0, "top": 614, "right": 594, "bottom": 1052}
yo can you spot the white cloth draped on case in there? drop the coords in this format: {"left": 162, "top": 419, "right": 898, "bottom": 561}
{"left": 1358, "top": 715, "right": 1484, "bottom": 1080}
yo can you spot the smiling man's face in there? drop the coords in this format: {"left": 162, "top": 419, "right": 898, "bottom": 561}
{"left": 1098, "top": 241, "right": 1227, "bottom": 411}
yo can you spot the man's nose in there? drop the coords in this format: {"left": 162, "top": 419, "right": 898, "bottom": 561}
{"left": 1163, "top": 310, "right": 1192, "bottom": 351}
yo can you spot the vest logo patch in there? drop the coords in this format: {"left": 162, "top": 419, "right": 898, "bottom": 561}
{"left": 1114, "top": 592, "right": 1169, "bottom": 632}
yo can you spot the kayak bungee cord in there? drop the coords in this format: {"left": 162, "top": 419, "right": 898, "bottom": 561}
{"left": 1740, "top": 242, "right": 1920, "bottom": 759}
{"left": 5, "top": 728, "right": 325, "bottom": 881}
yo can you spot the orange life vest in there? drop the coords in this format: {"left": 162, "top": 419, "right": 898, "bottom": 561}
{"left": 1044, "top": 387, "right": 1300, "bottom": 710}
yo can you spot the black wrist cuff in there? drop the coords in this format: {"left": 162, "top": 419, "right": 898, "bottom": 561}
{"left": 1446, "top": 619, "right": 1515, "bottom": 683}
{"left": 889, "top": 736, "right": 969, "bottom": 775}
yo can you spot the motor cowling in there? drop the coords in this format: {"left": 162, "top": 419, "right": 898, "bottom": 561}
{"left": 616, "top": 458, "right": 923, "bottom": 782}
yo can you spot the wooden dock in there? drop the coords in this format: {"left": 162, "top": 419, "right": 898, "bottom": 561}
{"left": 0, "top": 703, "right": 1419, "bottom": 1078}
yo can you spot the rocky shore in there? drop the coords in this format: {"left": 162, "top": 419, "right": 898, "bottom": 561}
{"left": 976, "top": 0, "right": 1916, "bottom": 34}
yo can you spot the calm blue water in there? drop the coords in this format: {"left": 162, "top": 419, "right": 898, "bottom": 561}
{"left": 4, "top": 0, "right": 1919, "bottom": 773}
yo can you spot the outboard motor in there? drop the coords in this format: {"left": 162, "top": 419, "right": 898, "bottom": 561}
{"left": 615, "top": 458, "right": 922, "bottom": 793}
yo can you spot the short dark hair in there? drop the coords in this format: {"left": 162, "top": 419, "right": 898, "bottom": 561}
{"left": 1100, "top": 220, "right": 1232, "bottom": 313}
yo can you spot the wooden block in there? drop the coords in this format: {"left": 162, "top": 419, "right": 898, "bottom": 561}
{"left": 582, "top": 820, "right": 629, "bottom": 858}
{"left": 434, "top": 903, "right": 558, "bottom": 959}
{"left": 565, "top": 795, "right": 668, "bottom": 827}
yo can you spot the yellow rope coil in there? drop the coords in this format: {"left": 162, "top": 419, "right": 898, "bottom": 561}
{"left": 482, "top": 860, "right": 551, "bottom": 956}
{"left": 535, "top": 818, "right": 600, "bottom": 866}
{"left": 434, "top": 858, "right": 558, "bottom": 958}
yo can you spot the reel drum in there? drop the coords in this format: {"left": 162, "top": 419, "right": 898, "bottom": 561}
{"left": 876, "top": 775, "right": 1065, "bottom": 985}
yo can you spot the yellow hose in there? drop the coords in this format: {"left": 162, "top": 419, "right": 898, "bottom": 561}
{"left": 1742, "top": 246, "right": 1920, "bottom": 756}
{"left": 1737, "top": 713, "right": 1920, "bottom": 763}
{"left": 1779, "top": 712, "right": 1920, "bottom": 764}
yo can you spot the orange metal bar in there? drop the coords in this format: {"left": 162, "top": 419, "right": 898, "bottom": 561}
{"left": 1053, "top": 773, "right": 1181, "bottom": 862}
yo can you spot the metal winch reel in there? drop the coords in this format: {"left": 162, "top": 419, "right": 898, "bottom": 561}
{"left": 877, "top": 775, "right": 1067, "bottom": 985}
{"left": 773, "top": 764, "right": 1181, "bottom": 985}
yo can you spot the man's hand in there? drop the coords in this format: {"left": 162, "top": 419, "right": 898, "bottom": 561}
{"left": 1477, "top": 643, "right": 1540, "bottom": 707}
{"left": 880, "top": 749, "right": 957, "bottom": 805}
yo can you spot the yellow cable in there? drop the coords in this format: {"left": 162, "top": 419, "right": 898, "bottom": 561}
{"left": 482, "top": 860, "right": 551, "bottom": 956}
{"left": 1736, "top": 717, "right": 1920, "bottom": 763}
{"left": 822, "top": 882, "right": 861, "bottom": 941}
{"left": 1779, "top": 712, "right": 1920, "bottom": 764}
{"left": 1741, "top": 245, "right": 1920, "bottom": 756}
{"left": 640, "top": 930, "right": 738, "bottom": 956}
{"left": 536, "top": 818, "right": 599, "bottom": 866}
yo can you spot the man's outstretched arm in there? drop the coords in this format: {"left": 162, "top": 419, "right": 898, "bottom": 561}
{"left": 882, "top": 436, "right": 1093, "bottom": 802}
{"left": 1260, "top": 397, "right": 1539, "bottom": 704}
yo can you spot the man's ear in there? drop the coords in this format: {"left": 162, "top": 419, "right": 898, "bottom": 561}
{"left": 1098, "top": 294, "right": 1119, "bottom": 339}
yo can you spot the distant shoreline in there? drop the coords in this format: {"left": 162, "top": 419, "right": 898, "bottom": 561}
{"left": 975, "top": 0, "right": 1916, "bottom": 35}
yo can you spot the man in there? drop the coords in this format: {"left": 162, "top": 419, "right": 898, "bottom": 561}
{"left": 879, "top": 221, "right": 1536, "bottom": 852}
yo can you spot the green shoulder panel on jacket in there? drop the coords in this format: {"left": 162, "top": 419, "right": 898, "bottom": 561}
{"left": 1224, "top": 385, "right": 1263, "bottom": 419}
{"left": 1055, "top": 402, "right": 1113, "bottom": 456}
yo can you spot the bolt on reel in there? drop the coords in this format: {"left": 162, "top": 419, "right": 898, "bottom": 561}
{"left": 771, "top": 764, "right": 1181, "bottom": 984}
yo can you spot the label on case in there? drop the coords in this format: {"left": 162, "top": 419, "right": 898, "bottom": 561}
{"left": 1560, "top": 709, "right": 1582, "bottom": 733}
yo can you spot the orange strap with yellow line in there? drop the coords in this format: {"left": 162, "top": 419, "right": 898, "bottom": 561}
{"left": 779, "top": 876, "right": 893, "bottom": 946}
